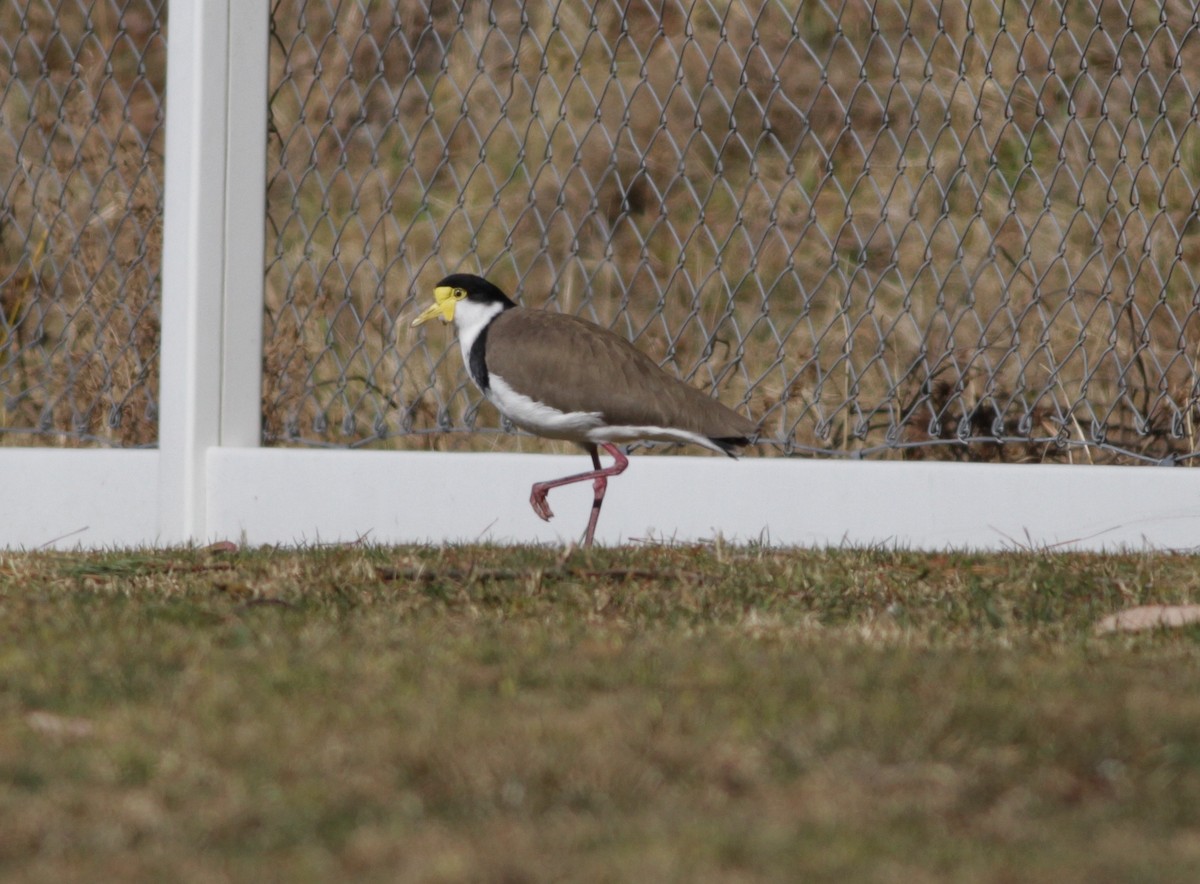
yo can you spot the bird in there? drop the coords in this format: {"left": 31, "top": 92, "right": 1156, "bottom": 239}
{"left": 411, "top": 273, "right": 757, "bottom": 547}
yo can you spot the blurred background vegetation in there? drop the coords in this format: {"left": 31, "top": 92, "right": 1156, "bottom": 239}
{"left": 0, "top": 0, "right": 163, "bottom": 446}
{"left": 5, "top": 1, "right": 1200, "bottom": 463}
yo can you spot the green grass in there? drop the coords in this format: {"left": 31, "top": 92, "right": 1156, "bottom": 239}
{"left": 3, "top": 544, "right": 1200, "bottom": 881}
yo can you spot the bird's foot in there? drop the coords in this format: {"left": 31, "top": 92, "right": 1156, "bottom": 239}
{"left": 530, "top": 485, "right": 554, "bottom": 522}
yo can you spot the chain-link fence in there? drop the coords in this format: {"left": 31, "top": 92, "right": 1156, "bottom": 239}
{"left": 0, "top": 0, "right": 164, "bottom": 447}
{"left": 8, "top": 2, "right": 1200, "bottom": 463}
{"left": 265, "top": 0, "right": 1200, "bottom": 463}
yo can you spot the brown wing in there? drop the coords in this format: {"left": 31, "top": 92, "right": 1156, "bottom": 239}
{"left": 485, "top": 308, "right": 757, "bottom": 442}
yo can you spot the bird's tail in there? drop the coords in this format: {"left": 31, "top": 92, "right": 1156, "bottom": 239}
{"left": 709, "top": 436, "right": 752, "bottom": 458}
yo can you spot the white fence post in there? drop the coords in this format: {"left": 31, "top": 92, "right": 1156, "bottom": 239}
{"left": 159, "top": 0, "right": 268, "bottom": 544}
{"left": 221, "top": 3, "right": 270, "bottom": 447}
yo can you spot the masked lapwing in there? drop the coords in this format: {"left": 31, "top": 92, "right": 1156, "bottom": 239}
{"left": 412, "top": 273, "right": 758, "bottom": 546}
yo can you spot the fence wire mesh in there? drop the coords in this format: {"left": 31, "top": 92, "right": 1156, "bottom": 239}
{"left": 0, "top": 0, "right": 164, "bottom": 447}
{"left": 266, "top": 0, "right": 1200, "bottom": 463}
{"left": 9, "top": 1, "right": 1200, "bottom": 463}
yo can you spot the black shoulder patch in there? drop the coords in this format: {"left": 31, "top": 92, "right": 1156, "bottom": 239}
{"left": 468, "top": 324, "right": 490, "bottom": 392}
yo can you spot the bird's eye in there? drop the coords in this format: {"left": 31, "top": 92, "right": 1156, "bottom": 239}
{"left": 453, "top": 288, "right": 466, "bottom": 300}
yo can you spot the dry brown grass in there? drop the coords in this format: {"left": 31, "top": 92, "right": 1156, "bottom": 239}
{"left": 6, "top": 1, "right": 1200, "bottom": 462}
{"left": 0, "top": 1, "right": 163, "bottom": 447}
{"left": 263, "top": 0, "right": 1200, "bottom": 462}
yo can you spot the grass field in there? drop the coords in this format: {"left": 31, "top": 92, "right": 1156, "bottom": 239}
{"left": 3, "top": 543, "right": 1200, "bottom": 881}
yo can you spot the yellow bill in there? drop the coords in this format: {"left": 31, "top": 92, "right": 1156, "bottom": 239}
{"left": 411, "top": 286, "right": 460, "bottom": 327}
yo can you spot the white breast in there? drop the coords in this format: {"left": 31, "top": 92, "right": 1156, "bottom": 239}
{"left": 486, "top": 373, "right": 605, "bottom": 442}
{"left": 486, "top": 373, "right": 726, "bottom": 452}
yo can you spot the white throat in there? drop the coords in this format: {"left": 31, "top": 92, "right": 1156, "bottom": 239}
{"left": 453, "top": 298, "right": 508, "bottom": 368}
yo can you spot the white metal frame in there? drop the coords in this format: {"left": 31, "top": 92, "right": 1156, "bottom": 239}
{"left": 157, "top": 0, "right": 268, "bottom": 542}
{"left": 3, "top": 1, "right": 1199, "bottom": 553}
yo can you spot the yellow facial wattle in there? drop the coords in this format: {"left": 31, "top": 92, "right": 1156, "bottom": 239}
{"left": 411, "top": 285, "right": 464, "bottom": 327}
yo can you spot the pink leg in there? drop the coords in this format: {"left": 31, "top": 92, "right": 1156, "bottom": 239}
{"left": 529, "top": 443, "right": 629, "bottom": 547}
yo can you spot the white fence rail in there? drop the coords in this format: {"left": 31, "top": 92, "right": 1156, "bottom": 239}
{"left": 9, "top": 441, "right": 1200, "bottom": 551}
{"left": 4, "top": 1, "right": 1200, "bottom": 552}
